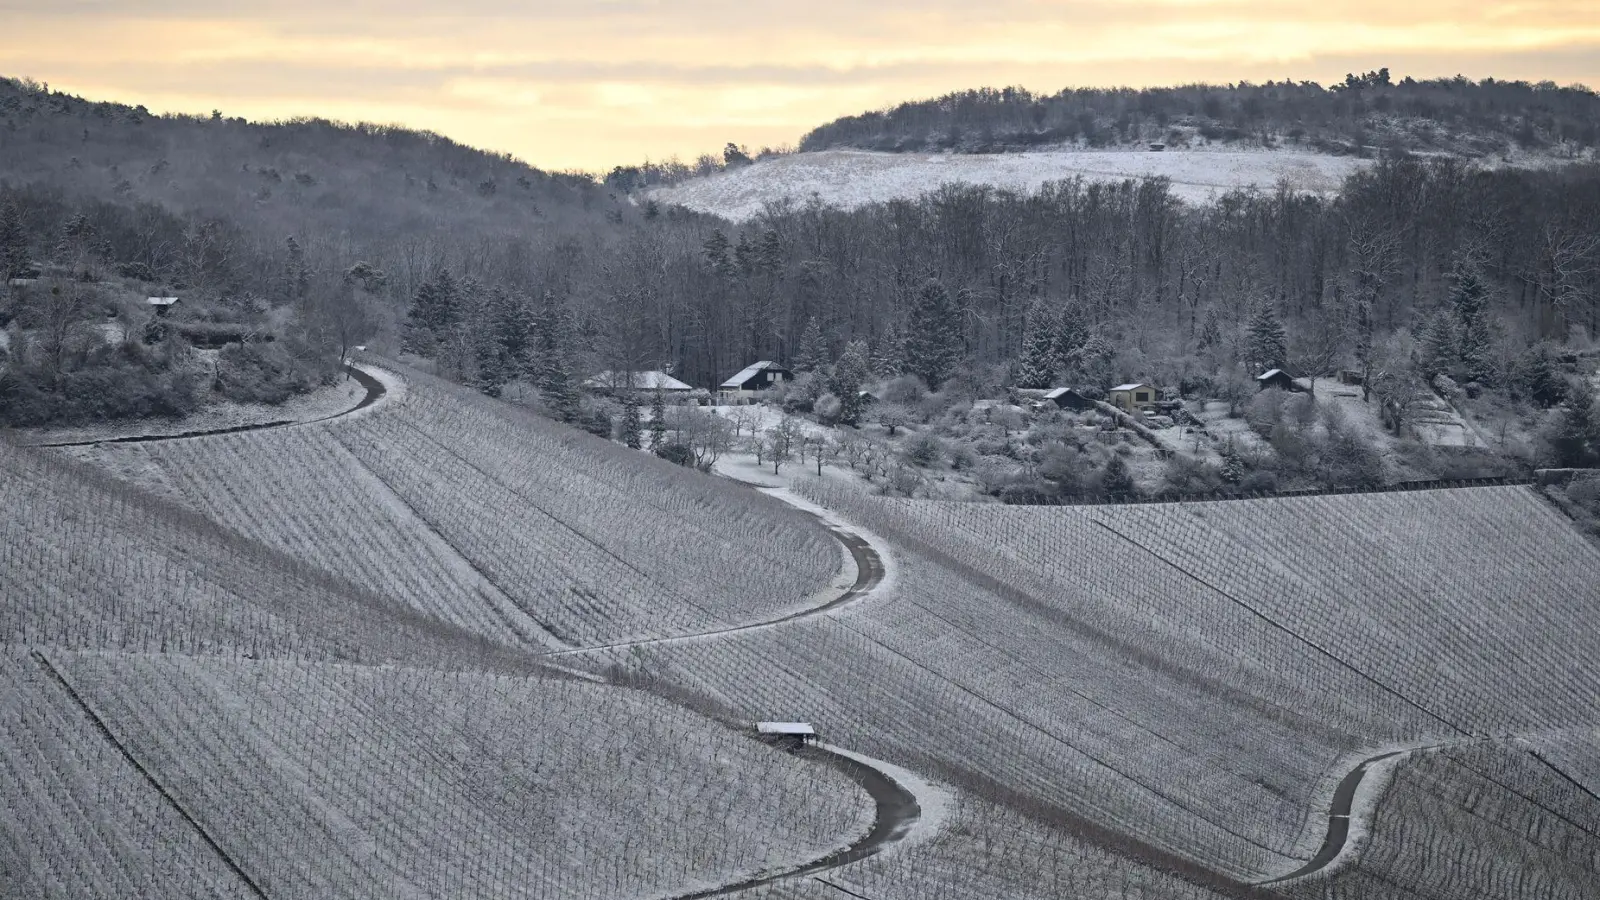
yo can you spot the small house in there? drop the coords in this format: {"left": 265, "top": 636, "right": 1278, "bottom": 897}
{"left": 719, "top": 361, "right": 792, "bottom": 402}
{"left": 583, "top": 370, "right": 694, "bottom": 396}
{"left": 756, "top": 722, "right": 817, "bottom": 749}
{"left": 1042, "top": 387, "right": 1094, "bottom": 410}
{"left": 1107, "top": 383, "right": 1157, "bottom": 413}
{"left": 146, "top": 297, "right": 181, "bottom": 317}
{"left": 1337, "top": 370, "right": 1365, "bottom": 386}
{"left": 1255, "top": 369, "right": 1301, "bottom": 392}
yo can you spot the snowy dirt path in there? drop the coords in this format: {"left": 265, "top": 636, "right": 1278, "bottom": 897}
{"left": 669, "top": 743, "right": 943, "bottom": 899}
{"left": 29, "top": 363, "right": 392, "bottom": 448}
{"left": 1254, "top": 740, "right": 1454, "bottom": 887}
{"left": 545, "top": 481, "right": 891, "bottom": 657}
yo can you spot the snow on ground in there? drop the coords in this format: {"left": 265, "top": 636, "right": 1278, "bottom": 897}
{"left": 819, "top": 743, "right": 953, "bottom": 851}
{"left": 648, "top": 148, "right": 1374, "bottom": 221}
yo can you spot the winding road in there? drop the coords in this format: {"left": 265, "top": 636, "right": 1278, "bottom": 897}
{"left": 31, "top": 363, "right": 388, "bottom": 448}
{"left": 546, "top": 513, "right": 884, "bottom": 657}
{"left": 674, "top": 745, "right": 923, "bottom": 899}
{"left": 28, "top": 365, "right": 934, "bottom": 896}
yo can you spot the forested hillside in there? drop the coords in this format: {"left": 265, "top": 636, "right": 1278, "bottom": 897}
{"left": 798, "top": 73, "right": 1600, "bottom": 156}
{"left": 7, "top": 75, "right": 1600, "bottom": 490}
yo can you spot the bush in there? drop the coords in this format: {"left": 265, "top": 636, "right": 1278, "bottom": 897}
{"left": 813, "top": 392, "right": 842, "bottom": 424}
{"left": 0, "top": 341, "right": 204, "bottom": 426}
{"left": 214, "top": 340, "right": 336, "bottom": 405}
{"left": 904, "top": 433, "right": 944, "bottom": 467}
{"left": 1000, "top": 480, "right": 1056, "bottom": 505}
{"left": 655, "top": 442, "right": 695, "bottom": 467}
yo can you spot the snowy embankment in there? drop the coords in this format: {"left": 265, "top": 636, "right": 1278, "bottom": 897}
{"left": 647, "top": 148, "right": 1373, "bottom": 221}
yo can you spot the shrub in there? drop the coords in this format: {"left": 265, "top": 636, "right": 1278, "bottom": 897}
{"left": 655, "top": 442, "right": 695, "bottom": 467}
{"left": 904, "top": 433, "right": 944, "bottom": 467}
{"left": 214, "top": 340, "right": 334, "bottom": 405}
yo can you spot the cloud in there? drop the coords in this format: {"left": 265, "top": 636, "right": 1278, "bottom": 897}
{"left": 3, "top": 1, "right": 1597, "bottom": 170}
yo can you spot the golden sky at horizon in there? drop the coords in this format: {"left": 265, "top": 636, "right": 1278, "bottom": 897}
{"left": 5, "top": 1, "right": 1598, "bottom": 171}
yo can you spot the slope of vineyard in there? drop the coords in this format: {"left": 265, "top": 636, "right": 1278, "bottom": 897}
{"left": 2, "top": 649, "right": 871, "bottom": 900}
{"left": 0, "top": 441, "right": 497, "bottom": 668}
{"left": 0, "top": 648, "right": 256, "bottom": 900}
{"left": 600, "top": 482, "right": 1600, "bottom": 883}
{"left": 1281, "top": 742, "right": 1600, "bottom": 900}
{"left": 114, "top": 426, "right": 555, "bottom": 650}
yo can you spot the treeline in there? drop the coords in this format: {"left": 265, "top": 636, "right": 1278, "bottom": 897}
{"left": 8, "top": 75, "right": 1600, "bottom": 460}
{"left": 799, "top": 74, "right": 1600, "bottom": 155}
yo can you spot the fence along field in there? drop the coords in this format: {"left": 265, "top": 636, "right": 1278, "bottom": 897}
{"left": 2, "top": 649, "right": 872, "bottom": 900}
{"left": 83, "top": 365, "right": 840, "bottom": 649}
{"left": 602, "top": 480, "right": 1600, "bottom": 888}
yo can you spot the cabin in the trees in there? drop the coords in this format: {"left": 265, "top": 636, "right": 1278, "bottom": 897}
{"left": 146, "top": 296, "right": 181, "bottom": 317}
{"left": 1042, "top": 387, "right": 1094, "bottom": 410}
{"left": 1108, "top": 383, "right": 1157, "bottom": 413}
{"left": 583, "top": 370, "right": 693, "bottom": 396}
{"left": 756, "top": 721, "right": 817, "bottom": 750}
{"left": 1256, "top": 369, "right": 1302, "bottom": 392}
{"left": 720, "top": 361, "right": 791, "bottom": 402}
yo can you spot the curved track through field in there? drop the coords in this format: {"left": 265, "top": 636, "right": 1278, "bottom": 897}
{"left": 30, "top": 366, "right": 932, "bottom": 895}
{"left": 31, "top": 364, "right": 389, "bottom": 447}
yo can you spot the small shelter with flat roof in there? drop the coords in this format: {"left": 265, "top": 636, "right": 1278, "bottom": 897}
{"left": 756, "top": 721, "right": 817, "bottom": 749}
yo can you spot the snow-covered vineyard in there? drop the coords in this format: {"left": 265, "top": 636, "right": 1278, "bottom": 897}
{"left": 5, "top": 362, "right": 1600, "bottom": 899}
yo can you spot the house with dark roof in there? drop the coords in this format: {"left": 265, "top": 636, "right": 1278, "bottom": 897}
{"left": 719, "top": 361, "right": 791, "bottom": 401}
{"left": 1041, "top": 387, "right": 1094, "bottom": 410}
{"left": 1256, "top": 369, "right": 1301, "bottom": 392}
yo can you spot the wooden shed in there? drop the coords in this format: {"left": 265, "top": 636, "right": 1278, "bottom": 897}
{"left": 1042, "top": 387, "right": 1094, "bottom": 410}
{"left": 1255, "top": 369, "right": 1301, "bottom": 392}
{"left": 146, "top": 296, "right": 181, "bottom": 317}
{"left": 1107, "top": 383, "right": 1157, "bottom": 413}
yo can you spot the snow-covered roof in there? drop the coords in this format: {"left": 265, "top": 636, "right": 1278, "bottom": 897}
{"left": 756, "top": 722, "right": 815, "bottom": 736}
{"left": 584, "top": 370, "right": 693, "bottom": 391}
{"left": 1257, "top": 369, "right": 1288, "bottom": 380}
{"left": 146, "top": 296, "right": 181, "bottom": 306}
{"left": 721, "top": 360, "right": 788, "bottom": 389}
{"left": 1110, "top": 383, "right": 1151, "bottom": 392}
{"left": 1043, "top": 387, "right": 1083, "bottom": 398}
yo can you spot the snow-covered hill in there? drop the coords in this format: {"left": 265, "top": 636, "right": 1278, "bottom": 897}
{"left": 647, "top": 148, "right": 1375, "bottom": 221}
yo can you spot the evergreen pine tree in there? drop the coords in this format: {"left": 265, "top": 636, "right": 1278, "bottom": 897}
{"left": 703, "top": 230, "right": 735, "bottom": 278}
{"left": 1450, "top": 258, "right": 1495, "bottom": 385}
{"left": 621, "top": 393, "right": 643, "bottom": 449}
{"left": 830, "top": 341, "right": 871, "bottom": 426}
{"left": 1417, "top": 310, "right": 1458, "bottom": 380}
{"left": 1245, "top": 301, "right": 1288, "bottom": 374}
{"left": 284, "top": 236, "right": 309, "bottom": 301}
{"left": 0, "top": 201, "right": 29, "bottom": 280}
{"left": 648, "top": 388, "right": 667, "bottom": 450}
{"left": 1220, "top": 441, "right": 1246, "bottom": 484}
{"left": 530, "top": 290, "right": 579, "bottom": 421}
{"left": 402, "top": 269, "right": 461, "bottom": 356}
{"left": 904, "top": 278, "right": 963, "bottom": 389}
{"left": 1551, "top": 379, "right": 1599, "bottom": 467}
{"left": 870, "top": 326, "right": 906, "bottom": 377}
{"left": 1517, "top": 343, "right": 1568, "bottom": 409}
{"left": 1015, "top": 305, "right": 1059, "bottom": 389}
{"left": 1102, "top": 454, "right": 1136, "bottom": 497}
{"left": 794, "top": 317, "right": 828, "bottom": 373}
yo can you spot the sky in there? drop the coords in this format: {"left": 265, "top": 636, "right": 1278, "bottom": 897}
{"left": 4, "top": 1, "right": 1599, "bottom": 172}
